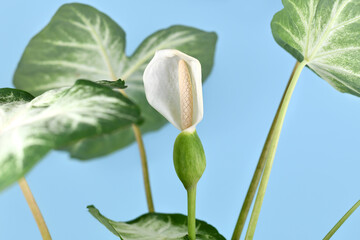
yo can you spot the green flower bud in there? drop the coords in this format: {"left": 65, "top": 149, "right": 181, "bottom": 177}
{"left": 173, "top": 129, "right": 206, "bottom": 190}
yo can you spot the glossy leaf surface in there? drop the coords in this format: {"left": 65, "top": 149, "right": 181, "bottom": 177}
{"left": 0, "top": 80, "right": 141, "bottom": 191}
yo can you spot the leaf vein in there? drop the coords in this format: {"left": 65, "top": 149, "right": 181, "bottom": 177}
{"left": 40, "top": 40, "right": 99, "bottom": 50}
{"left": 308, "top": 0, "right": 352, "bottom": 60}
{"left": 29, "top": 60, "right": 108, "bottom": 75}
{"left": 312, "top": 46, "right": 360, "bottom": 60}
{"left": 331, "top": 15, "right": 360, "bottom": 31}
{"left": 310, "top": 63, "right": 360, "bottom": 94}
{"left": 69, "top": 6, "right": 118, "bottom": 80}
{"left": 287, "top": 0, "right": 308, "bottom": 28}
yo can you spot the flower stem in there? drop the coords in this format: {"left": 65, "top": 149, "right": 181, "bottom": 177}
{"left": 18, "top": 177, "right": 52, "bottom": 240}
{"left": 244, "top": 61, "right": 306, "bottom": 240}
{"left": 187, "top": 185, "right": 197, "bottom": 240}
{"left": 132, "top": 124, "right": 155, "bottom": 212}
{"left": 231, "top": 61, "right": 305, "bottom": 240}
{"left": 323, "top": 200, "right": 360, "bottom": 240}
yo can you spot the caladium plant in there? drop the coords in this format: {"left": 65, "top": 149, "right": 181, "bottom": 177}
{"left": 2, "top": 2, "right": 222, "bottom": 240}
{"left": 1, "top": 1, "right": 360, "bottom": 240}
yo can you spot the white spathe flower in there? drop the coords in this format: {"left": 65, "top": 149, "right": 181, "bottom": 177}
{"left": 143, "top": 49, "right": 203, "bottom": 132}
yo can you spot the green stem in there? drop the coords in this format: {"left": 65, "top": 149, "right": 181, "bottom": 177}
{"left": 132, "top": 125, "right": 155, "bottom": 212}
{"left": 18, "top": 177, "right": 52, "bottom": 240}
{"left": 187, "top": 185, "right": 197, "bottom": 240}
{"left": 118, "top": 88, "right": 155, "bottom": 213}
{"left": 244, "top": 61, "right": 307, "bottom": 240}
{"left": 231, "top": 61, "right": 304, "bottom": 240}
{"left": 104, "top": 45, "right": 155, "bottom": 213}
{"left": 323, "top": 200, "right": 360, "bottom": 240}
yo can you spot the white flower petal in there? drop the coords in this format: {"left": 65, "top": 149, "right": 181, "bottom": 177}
{"left": 143, "top": 49, "right": 203, "bottom": 131}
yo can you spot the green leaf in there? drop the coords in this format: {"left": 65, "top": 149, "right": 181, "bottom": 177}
{"left": 271, "top": 0, "right": 360, "bottom": 96}
{"left": 88, "top": 205, "right": 226, "bottom": 240}
{"left": 0, "top": 80, "right": 141, "bottom": 191}
{"left": 13, "top": 3, "right": 217, "bottom": 159}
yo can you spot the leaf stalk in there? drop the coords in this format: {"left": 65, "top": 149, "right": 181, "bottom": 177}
{"left": 18, "top": 177, "right": 52, "bottom": 240}
{"left": 118, "top": 88, "right": 155, "bottom": 213}
{"left": 231, "top": 61, "right": 305, "bottom": 240}
{"left": 323, "top": 200, "right": 360, "bottom": 240}
{"left": 132, "top": 124, "right": 155, "bottom": 212}
{"left": 244, "top": 61, "right": 306, "bottom": 239}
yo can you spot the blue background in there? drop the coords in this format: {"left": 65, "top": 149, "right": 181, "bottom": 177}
{"left": 1, "top": 1, "right": 360, "bottom": 239}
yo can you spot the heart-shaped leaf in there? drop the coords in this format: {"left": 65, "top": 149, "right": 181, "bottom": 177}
{"left": 0, "top": 80, "right": 141, "bottom": 191}
{"left": 271, "top": 0, "right": 360, "bottom": 96}
{"left": 13, "top": 3, "right": 217, "bottom": 159}
{"left": 88, "top": 205, "right": 226, "bottom": 240}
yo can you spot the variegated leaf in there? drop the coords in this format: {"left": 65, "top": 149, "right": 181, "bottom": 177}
{"left": 271, "top": 0, "right": 360, "bottom": 96}
{"left": 88, "top": 205, "right": 226, "bottom": 240}
{"left": 0, "top": 80, "right": 141, "bottom": 191}
{"left": 13, "top": 3, "right": 217, "bottom": 159}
